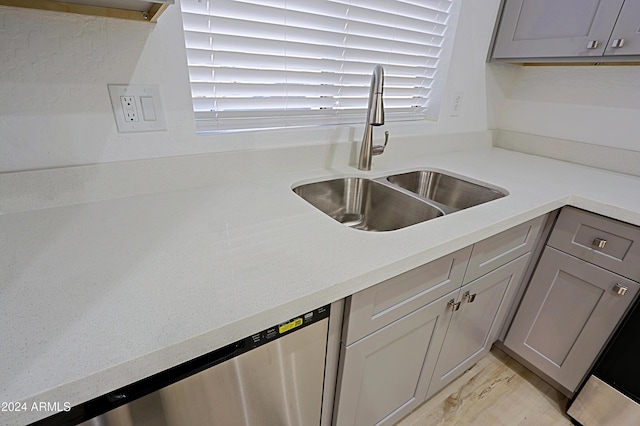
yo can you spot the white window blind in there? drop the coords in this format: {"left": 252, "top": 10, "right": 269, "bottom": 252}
{"left": 180, "top": 0, "right": 456, "bottom": 133}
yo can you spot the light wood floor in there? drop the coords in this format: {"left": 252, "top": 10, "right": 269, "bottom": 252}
{"left": 396, "top": 347, "right": 574, "bottom": 426}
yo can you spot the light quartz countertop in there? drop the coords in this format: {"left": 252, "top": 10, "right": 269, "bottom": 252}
{"left": 2, "top": 134, "right": 640, "bottom": 425}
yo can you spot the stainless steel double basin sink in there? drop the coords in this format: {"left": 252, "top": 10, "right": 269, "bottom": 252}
{"left": 293, "top": 171, "right": 507, "bottom": 232}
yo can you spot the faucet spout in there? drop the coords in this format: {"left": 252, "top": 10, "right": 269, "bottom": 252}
{"left": 358, "top": 65, "right": 388, "bottom": 171}
{"left": 367, "top": 66, "right": 385, "bottom": 125}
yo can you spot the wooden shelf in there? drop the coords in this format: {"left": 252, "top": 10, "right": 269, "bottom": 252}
{"left": 0, "top": 0, "right": 173, "bottom": 22}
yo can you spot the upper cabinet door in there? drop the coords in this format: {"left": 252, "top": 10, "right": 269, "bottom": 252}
{"left": 605, "top": 0, "right": 640, "bottom": 55}
{"left": 492, "top": 0, "right": 625, "bottom": 59}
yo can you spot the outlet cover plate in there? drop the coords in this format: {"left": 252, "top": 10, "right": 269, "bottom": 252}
{"left": 108, "top": 84, "right": 167, "bottom": 133}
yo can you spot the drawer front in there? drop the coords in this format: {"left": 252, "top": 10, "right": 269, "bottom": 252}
{"left": 344, "top": 246, "right": 472, "bottom": 345}
{"left": 463, "top": 216, "right": 545, "bottom": 284}
{"left": 548, "top": 207, "right": 640, "bottom": 281}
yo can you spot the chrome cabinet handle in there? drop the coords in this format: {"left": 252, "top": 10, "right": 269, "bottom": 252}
{"left": 463, "top": 291, "right": 476, "bottom": 303}
{"left": 592, "top": 238, "right": 607, "bottom": 249}
{"left": 448, "top": 299, "right": 461, "bottom": 312}
{"left": 587, "top": 40, "right": 599, "bottom": 49}
{"left": 614, "top": 284, "right": 628, "bottom": 296}
{"left": 611, "top": 39, "right": 625, "bottom": 48}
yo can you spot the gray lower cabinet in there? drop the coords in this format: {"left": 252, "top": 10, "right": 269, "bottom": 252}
{"left": 333, "top": 291, "right": 454, "bottom": 426}
{"left": 504, "top": 246, "right": 640, "bottom": 392}
{"left": 426, "top": 254, "right": 530, "bottom": 399}
{"left": 504, "top": 207, "right": 640, "bottom": 393}
{"left": 333, "top": 216, "right": 546, "bottom": 425}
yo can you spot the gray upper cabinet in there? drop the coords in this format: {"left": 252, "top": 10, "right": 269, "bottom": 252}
{"left": 605, "top": 0, "right": 640, "bottom": 55}
{"left": 491, "top": 0, "right": 640, "bottom": 62}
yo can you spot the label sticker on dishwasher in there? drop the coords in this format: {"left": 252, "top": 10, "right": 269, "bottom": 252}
{"left": 279, "top": 318, "right": 303, "bottom": 334}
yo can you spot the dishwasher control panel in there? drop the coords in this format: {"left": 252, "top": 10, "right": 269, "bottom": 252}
{"left": 248, "top": 304, "right": 330, "bottom": 350}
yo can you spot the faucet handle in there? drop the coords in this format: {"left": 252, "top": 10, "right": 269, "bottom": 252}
{"left": 372, "top": 131, "right": 390, "bottom": 156}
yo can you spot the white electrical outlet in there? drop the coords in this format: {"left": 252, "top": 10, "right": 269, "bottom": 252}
{"left": 108, "top": 85, "right": 167, "bottom": 133}
{"left": 120, "top": 96, "right": 139, "bottom": 122}
{"left": 450, "top": 91, "right": 464, "bottom": 117}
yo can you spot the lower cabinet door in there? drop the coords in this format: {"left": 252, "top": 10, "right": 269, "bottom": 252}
{"left": 426, "top": 254, "right": 529, "bottom": 398}
{"left": 333, "top": 291, "right": 455, "bottom": 426}
{"left": 504, "top": 247, "right": 640, "bottom": 392}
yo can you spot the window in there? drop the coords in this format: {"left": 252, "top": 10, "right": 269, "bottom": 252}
{"left": 180, "top": 0, "right": 459, "bottom": 133}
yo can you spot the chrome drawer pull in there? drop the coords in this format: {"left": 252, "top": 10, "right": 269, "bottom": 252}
{"left": 611, "top": 38, "right": 625, "bottom": 48}
{"left": 614, "top": 284, "right": 628, "bottom": 296}
{"left": 592, "top": 238, "right": 607, "bottom": 249}
{"left": 587, "top": 40, "right": 599, "bottom": 49}
{"left": 463, "top": 291, "right": 476, "bottom": 303}
{"left": 448, "top": 299, "right": 461, "bottom": 312}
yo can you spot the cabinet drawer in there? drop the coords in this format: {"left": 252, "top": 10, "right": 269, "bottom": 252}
{"left": 464, "top": 216, "right": 545, "bottom": 284}
{"left": 548, "top": 207, "right": 640, "bottom": 281}
{"left": 343, "top": 246, "right": 472, "bottom": 345}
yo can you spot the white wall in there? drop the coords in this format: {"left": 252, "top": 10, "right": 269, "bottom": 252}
{"left": 0, "top": 0, "right": 502, "bottom": 173}
{"left": 3, "top": 1, "right": 637, "bottom": 173}
{"left": 487, "top": 63, "right": 640, "bottom": 153}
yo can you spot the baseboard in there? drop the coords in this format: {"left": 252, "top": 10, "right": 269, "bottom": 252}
{"left": 493, "top": 341, "right": 575, "bottom": 399}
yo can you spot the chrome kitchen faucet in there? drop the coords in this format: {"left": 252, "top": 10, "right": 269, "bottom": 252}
{"left": 358, "top": 65, "right": 390, "bottom": 171}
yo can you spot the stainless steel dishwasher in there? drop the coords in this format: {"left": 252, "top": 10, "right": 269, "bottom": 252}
{"left": 33, "top": 305, "right": 330, "bottom": 426}
{"left": 568, "top": 296, "right": 640, "bottom": 425}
